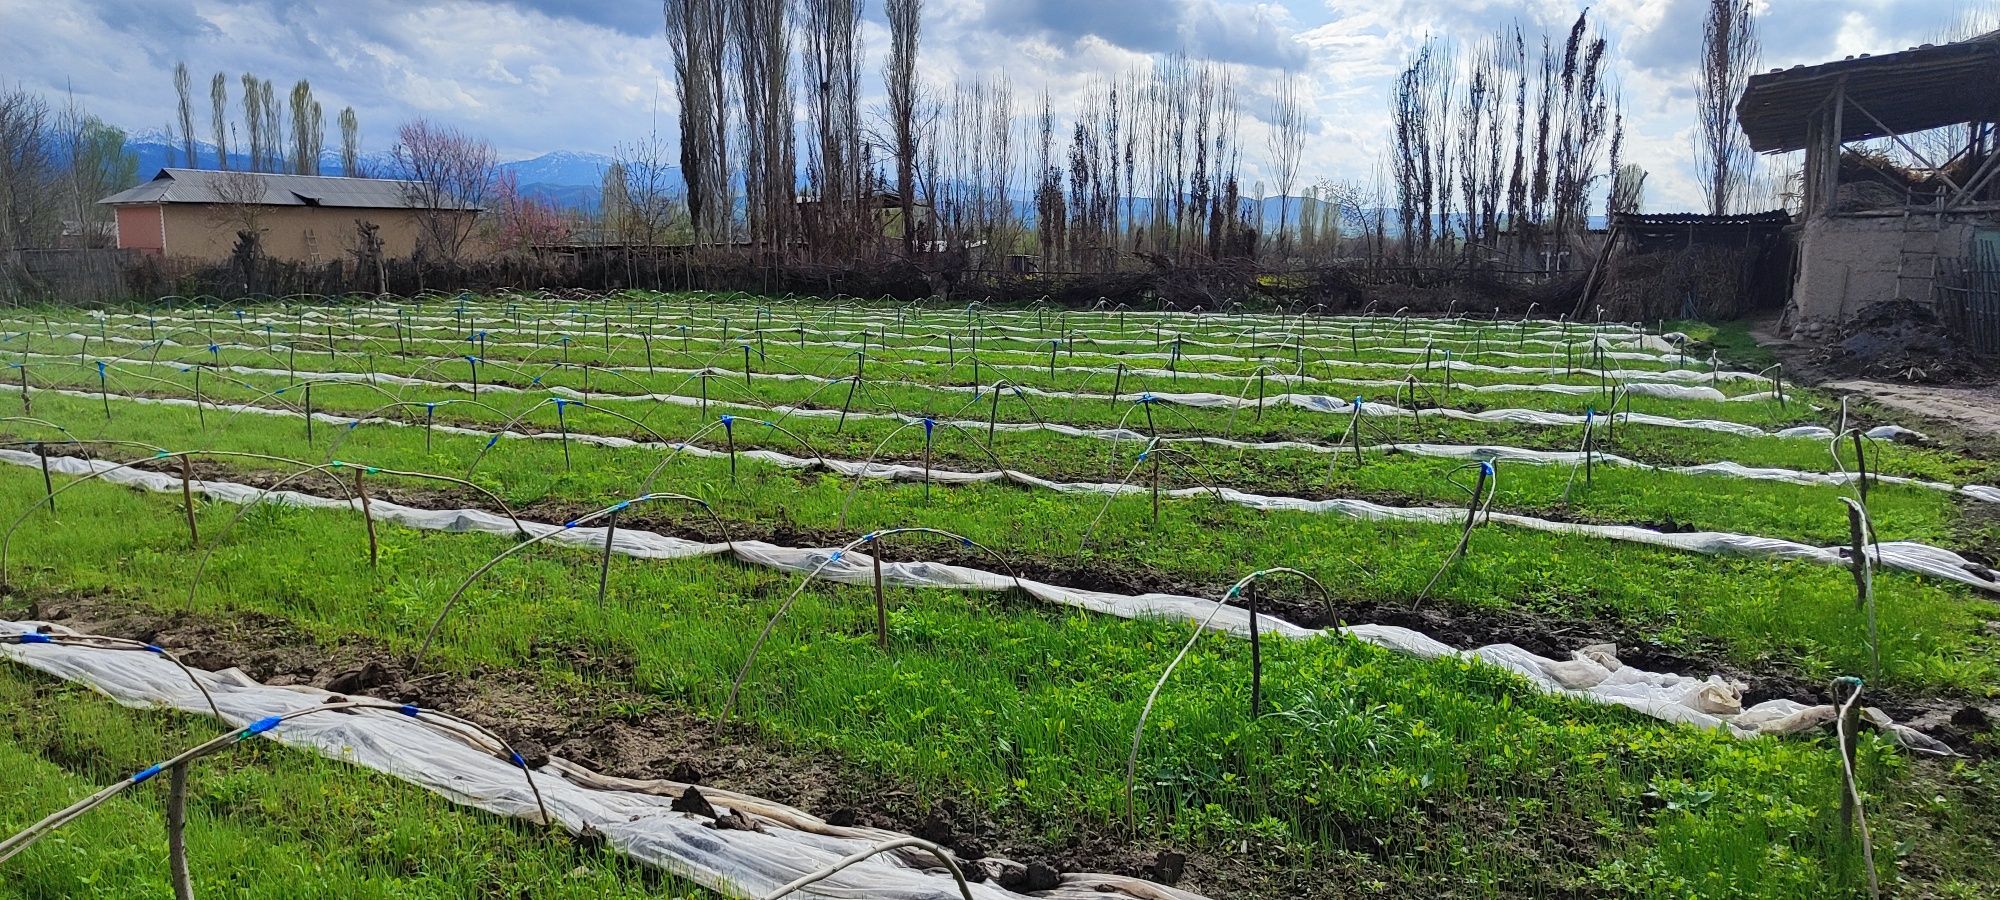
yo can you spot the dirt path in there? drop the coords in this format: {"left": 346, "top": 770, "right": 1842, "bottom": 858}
{"left": 1750, "top": 322, "right": 2000, "bottom": 444}
{"left": 1818, "top": 379, "right": 2000, "bottom": 441}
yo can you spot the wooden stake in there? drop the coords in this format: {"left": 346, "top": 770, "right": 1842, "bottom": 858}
{"left": 179, "top": 456, "right": 199, "bottom": 547}
{"left": 167, "top": 763, "right": 192, "bottom": 900}
{"left": 872, "top": 540, "right": 888, "bottom": 650}
{"left": 1247, "top": 581, "right": 1262, "bottom": 717}
{"left": 355, "top": 467, "right": 379, "bottom": 568}
{"left": 596, "top": 507, "right": 618, "bottom": 608}
{"left": 1851, "top": 430, "right": 1870, "bottom": 501}
{"left": 37, "top": 445, "right": 54, "bottom": 514}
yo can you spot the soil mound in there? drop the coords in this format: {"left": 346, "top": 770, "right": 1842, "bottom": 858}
{"left": 1819, "top": 300, "right": 1993, "bottom": 383}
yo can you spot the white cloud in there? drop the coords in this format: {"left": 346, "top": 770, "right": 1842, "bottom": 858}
{"left": 0, "top": 0, "right": 1973, "bottom": 208}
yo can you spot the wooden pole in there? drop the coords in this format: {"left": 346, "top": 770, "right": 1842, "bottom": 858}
{"left": 872, "top": 540, "right": 888, "bottom": 650}
{"left": 179, "top": 456, "right": 199, "bottom": 547}
{"left": 355, "top": 467, "right": 378, "bottom": 568}
{"left": 166, "top": 763, "right": 192, "bottom": 900}
{"left": 37, "top": 445, "right": 54, "bottom": 514}
{"left": 1247, "top": 581, "right": 1262, "bottom": 717}
{"left": 597, "top": 508, "right": 619, "bottom": 607}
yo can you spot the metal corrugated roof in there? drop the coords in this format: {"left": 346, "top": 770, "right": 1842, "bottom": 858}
{"left": 97, "top": 169, "right": 482, "bottom": 211}
{"left": 1737, "top": 35, "right": 2000, "bottom": 154}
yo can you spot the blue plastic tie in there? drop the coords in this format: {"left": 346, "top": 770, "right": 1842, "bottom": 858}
{"left": 484, "top": 435, "right": 500, "bottom": 449}
{"left": 1481, "top": 461, "right": 1495, "bottom": 476}
{"left": 348, "top": 419, "right": 361, "bottom": 430}
{"left": 18, "top": 633, "right": 51, "bottom": 644}
{"left": 564, "top": 520, "right": 578, "bottom": 528}
{"left": 426, "top": 403, "right": 436, "bottom": 413}
{"left": 553, "top": 398, "right": 566, "bottom": 410}
{"left": 399, "top": 704, "right": 421, "bottom": 717}
{"left": 131, "top": 764, "right": 164, "bottom": 784}
{"left": 862, "top": 532, "right": 876, "bottom": 543}
{"left": 829, "top": 550, "right": 844, "bottom": 562}
{"left": 923, "top": 418, "right": 935, "bottom": 436}
{"left": 145, "top": 644, "right": 164, "bottom": 654}
{"left": 719, "top": 415, "right": 734, "bottom": 426}
{"left": 511, "top": 751, "right": 527, "bottom": 767}
{"left": 242, "top": 715, "right": 282, "bottom": 737}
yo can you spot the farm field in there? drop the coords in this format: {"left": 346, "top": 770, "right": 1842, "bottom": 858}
{"left": 2, "top": 292, "right": 1997, "bottom": 899}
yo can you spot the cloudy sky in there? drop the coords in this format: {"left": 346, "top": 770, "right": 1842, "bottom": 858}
{"left": 2, "top": 0, "right": 1993, "bottom": 210}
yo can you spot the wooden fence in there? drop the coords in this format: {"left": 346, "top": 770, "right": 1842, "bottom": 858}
{"left": 1937, "top": 240, "right": 2000, "bottom": 354}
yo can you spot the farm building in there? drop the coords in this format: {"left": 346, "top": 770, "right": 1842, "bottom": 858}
{"left": 1595, "top": 210, "right": 1793, "bottom": 322}
{"left": 96, "top": 168, "right": 482, "bottom": 265}
{"left": 1738, "top": 30, "right": 2000, "bottom": 348}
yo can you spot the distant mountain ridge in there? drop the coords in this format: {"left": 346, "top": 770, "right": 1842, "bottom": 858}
{"left": 121, "top": 134, "right": 621, "bottom": 212}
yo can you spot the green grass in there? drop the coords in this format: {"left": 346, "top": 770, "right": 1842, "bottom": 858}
{"left": 3, "top": 295, "right": 1997, "bottom": 898}
{"left": 2, "top": 468, "right": 1968, "bottom": 898}
{"left": 4, "top": 384, "right": 1995, "bottom": 696}
{"left": 0, "top": 665, "right": 713, "bottom": 899}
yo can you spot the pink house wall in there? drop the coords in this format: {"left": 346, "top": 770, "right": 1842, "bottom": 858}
{"left": 114, "top": 205, "right": 165, "bottom": 254}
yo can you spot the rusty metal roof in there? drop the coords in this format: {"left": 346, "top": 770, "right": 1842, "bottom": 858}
{"left": 1737, "top": 32, "right": 2000, "bottom": 154}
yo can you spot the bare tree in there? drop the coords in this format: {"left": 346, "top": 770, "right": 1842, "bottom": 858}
{"left": 239, "top": 73, "right": 263, "bottom": 172}
{"left": 339, "top": 107, "right": 362, "bottom": 177}
{"left": 1, "top": 89, "right": 60, "bottom": 261}
{"left": 732, "top": 0, "right": 794, "bottom": 254}
{"left": 259, "top": 79, "right": 284, "bottom": 174}
{"left": 1391, "top": 38, "right": 1454, "bottom": 259}
{"left": 664, "top": 0, "right": 732, "bottom": 245}
{"left": 174, "top": 62, "right": 197, "bottom": 167}
{"left": 1696, "top": 0, "right": 1758, "bottom": 215}
{"left": 612, "top": 129, "right": 684, "bottom": 251}
{"left": 802, "top": 0, "right": 864, "bottom": 257}
{"left": 208, "top": 168, "right": 273, "bottom": 236}
{"left": 1550, "top": 13, "right": 1610, "bottom": 246}
{"left": 209, "top": 73, "right": 229, "bottom": 170}
{"left": 884, "top": 0, "right": 921, "bottom": 255}
{"left": 1266, "top": 71, "right": 1306, "bottom": 259}
{"left": 391, "top": 118, "right": 495, "bottom": 264}
{"left": 56, "top": 96, "right": 136, "bottom": 244}
{"left": 289, "top": 80, "right": 323, "bottom": 176}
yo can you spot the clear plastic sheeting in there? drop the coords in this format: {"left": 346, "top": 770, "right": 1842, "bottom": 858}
{"left": 0, "top": 451, "right": 1971, "bottom": 749}
{"left": 0, "top": 622, "right": 1210, "bottom": 900}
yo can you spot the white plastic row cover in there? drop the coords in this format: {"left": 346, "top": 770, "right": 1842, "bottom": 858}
{"left": 0, "top": 450, "right": 1963, "bottom": 750}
